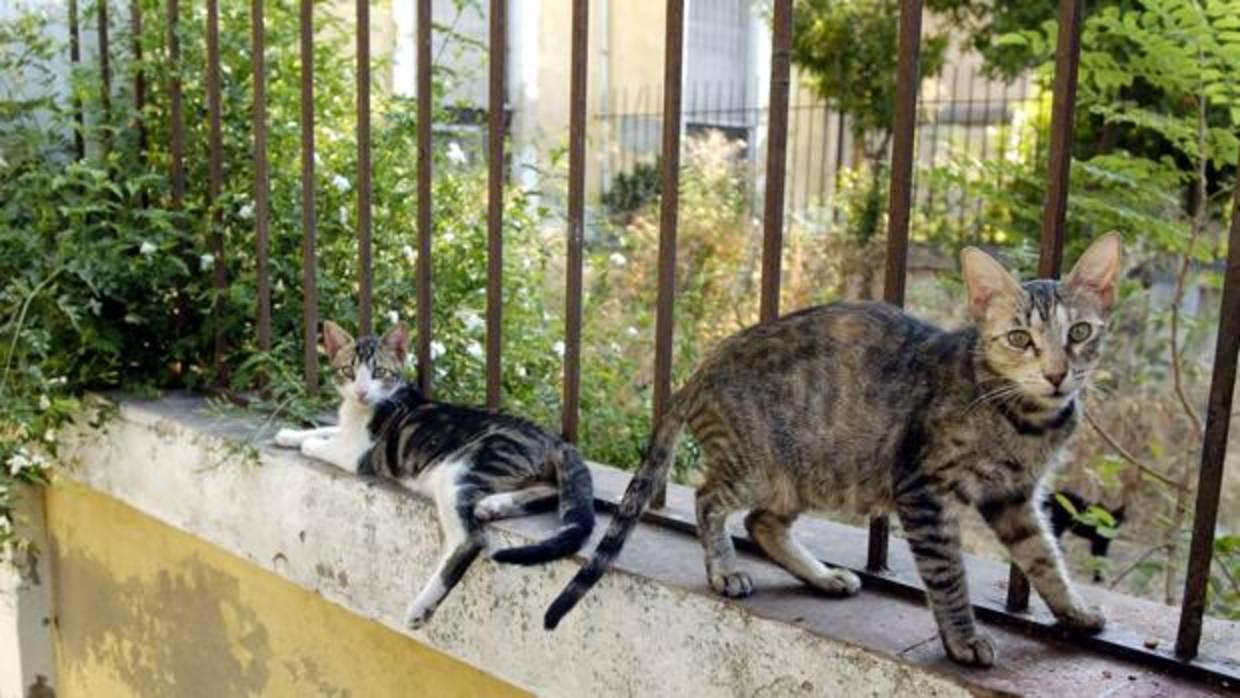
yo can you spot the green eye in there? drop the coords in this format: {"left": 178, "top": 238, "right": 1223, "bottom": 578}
{"left": 1069, "top": 322, "right": 1093, "bottom": 343}
{"left": 1006, "top": 330, "right": 1033, "bottom": 350}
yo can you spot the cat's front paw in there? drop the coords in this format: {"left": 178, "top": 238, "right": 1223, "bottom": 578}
{"left": 403, "top": 602, "right": 434, "bottom": 630}
{"left": 274, "top": 428, "right": 305, "bottom": 448}
{"left": 807, "top": 568, "right": 862, "bottom": 597}
{"left": 300, "top": 437, "right": 329, "bottom": 459}
{"left": 474, "top": 496, "right": 509, "bottom": 522}
{"left": 708, "top": 570, "right": 755, "bottom": 598}
{"left": 1056, "top": 604, "right": 1106, "bottom": 634}
{"left": 942, "top": 632, "right": 996, "bottom": 668}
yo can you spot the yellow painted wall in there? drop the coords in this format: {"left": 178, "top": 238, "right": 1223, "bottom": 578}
{"left": 44, "top": 482, "right": 528, "bottom": 698}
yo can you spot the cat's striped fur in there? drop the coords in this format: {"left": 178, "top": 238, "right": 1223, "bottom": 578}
{"left": 545, "top": 234, "right": 1121, "bottom": 667}
{"left": 276, "top": 322, "right": 594, "bottom": 629}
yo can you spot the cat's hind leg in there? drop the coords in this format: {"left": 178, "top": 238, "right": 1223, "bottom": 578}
{"left": 404, "top": 470, "right": 485, "bottom": 629}
{"left": 696, "top": 480, "right": 752, "bottom": 598}
{"left": 473, "top": 485, "right": 559, "bottom": 522}
{"left": 744, "top": 510, "right": 860, "bottom": 596}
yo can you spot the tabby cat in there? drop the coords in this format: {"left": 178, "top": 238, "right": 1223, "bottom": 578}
{"left": 275, "top": 321, "right": 594, "bottom": 629}
{"left": 546, "top": 234, "right": 1122, "bottom": 667}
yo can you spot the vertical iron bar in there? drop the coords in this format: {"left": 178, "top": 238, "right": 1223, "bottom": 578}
{"left": 870, "top": 0, "right": 923, "bottom": 573}
{"left": 69, "top": 0, "right": 84, "bottom": 159}
{"left": 416, "top": 0, "right": 433, "bottom": 395}
{"left": 1009, "top": 0, "right": 1084, "bottom": 612}
{"left": 486, "top": 0, "right": 507, "bottom": 409}
{"left": 562, "top": 0, "right": 588, "bottom": 442}
{"left": 1037, "top": 0, "right": 1083, "bottom": 280}
{"left": 130, "top": 0, "right": 146, "bottom": 161}
{"left": 356, "top": 0, "right": 373, "bottom": 335}
{"left": 760, "top": 0, "right": 792, "bottom": 323}
{"left": 206, "top": 0, "right": 226, "bottom": 381}
{"left": 1175, "top": 176, "right": 1240, "bottom": 659}
{"left": 167, "top": 0, "right": 185, "bottom": 207}
{"left": 252, "top": 0, "right": 272, "bottom": 365}
{"left": 299, "top": 0, "right": 319, "bottom": 392}
{"left": 97, "top": 0, "right": 112, "bottom": 153}
{"left": 649, "top": 0, "right": 685, "bottom": 510}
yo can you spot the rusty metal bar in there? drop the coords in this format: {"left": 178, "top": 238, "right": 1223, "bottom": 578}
{"left": 252, "top": 0, "right": 271, "bottom": 364}
{"left": 97, "top": 0, "right": 112, "bottom": 153}
{"left": 649, "top": 0, "right": 685, "bottom": 510}
{"left": 561, "top": 0, "right": 588, "bottom": 442}
{"left": 299, "top": 0, "right": 319, "bottom": 392}
{"left": 1007, "top": 0, "right": 1085, "bottom": 612}
{"left": 1176, "top": 176, "right": 1240, "bottom": 659}
{"left": 356, "top": 0, "right": 373, "bottom": 336}
{"left": 68, "top": 0, "right": 84, "bottom": 159}
{"left": 1037, "top": 0, "right": 1084, "bottom": 280}
{"left": 868, "top": 0, "right": 923, "bottom": 573}
{"left": 485, "top": 0, "right": 507, "bottom": 409}
{"left": 206, "top": 0, "right": 226, "bottom": 381}
{"left": 167, "top": 0, "right": 185, "bottom": 207}
{"left": 760, "top": 0, "right": 792, "bottom": 323}
{"left": 130, "top": 0, "right": 146, "bottom": 160}
{"left": 416, "top": 0, "right": 433, "bottom": 395}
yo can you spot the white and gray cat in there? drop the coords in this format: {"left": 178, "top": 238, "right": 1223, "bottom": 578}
{"left": 275, "top": 321, "right": 594, "bottom": 629}
{"left": 547, "top": 234, "right": 1122, "bottom": 668}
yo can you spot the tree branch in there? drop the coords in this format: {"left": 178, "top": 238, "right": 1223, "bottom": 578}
{"left": 1083, "top": 406, "right": 1184, "bottom": 491}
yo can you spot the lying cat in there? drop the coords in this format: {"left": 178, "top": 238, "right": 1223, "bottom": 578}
{"left": 1044, "top": 489, "right": 1125, "bottom": 582}
{"left": 275, "top": 321, "right": 594, "bottom": 629}
{"left": 546, "top": 234, "right": 1122, "bottom": 667}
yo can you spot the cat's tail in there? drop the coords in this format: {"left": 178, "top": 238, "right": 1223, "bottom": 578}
{"left": 489, "top": 446, "right": 596, "bottom": 566}
{"left": 542, "top": 403, "right": 686, "bottom": 630}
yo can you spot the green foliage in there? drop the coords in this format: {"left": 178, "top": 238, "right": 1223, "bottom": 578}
{"left": 601, "top": 158, "right": 662, "bottom": 223}
{"left": 791, "top": 0, "right": 949, "bottom": 151}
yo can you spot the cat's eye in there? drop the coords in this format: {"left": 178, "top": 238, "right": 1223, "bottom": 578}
{"left": 1005, "top": 330, "right": 1033, "bottom": 350}
{"left": 1068, "top": 322, "right": 1093, "bottom": 343}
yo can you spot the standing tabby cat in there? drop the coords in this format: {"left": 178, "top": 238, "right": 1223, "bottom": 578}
{"left": 546, "top": 234, "right": 1122, "bottom": 667}
{"left": 275, "top": 321, "right": 594, "bottom": 629}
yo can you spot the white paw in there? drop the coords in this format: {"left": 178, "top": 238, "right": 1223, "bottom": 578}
{"left": 708, "top": 569, "right": 755, "bottom": 598}
{"left": 274, "top": 428, "right": 305, "bottom": 448}
{"left": 809, "top": 568, "right": 862, "bottom": 597}
{"left": 300, "top": 437, "right": 329, "bottom": 459}
{"left": 403, "top": 602, "right": 434, "bottom": 630}
{"left": 1057, "top": 604, "right": 1106, "bottom": 634}
{"left": 943, "top": 632, "right": 996, "bottom": 668}
{"left": 474, "top": 497, "right": 509, "bottom": 522}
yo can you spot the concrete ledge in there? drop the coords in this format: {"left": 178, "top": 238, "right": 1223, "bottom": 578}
{"left": 52, "top": 395, "right": 1231, "bottom": 696}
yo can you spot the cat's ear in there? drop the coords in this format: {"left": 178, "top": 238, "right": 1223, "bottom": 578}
{"left": 961, "top": 247, "right": 1022, "bottom": 321}
{"left": 1064, "top": 232, "right": 1122, "bottom": 312}
{"left": 322, "top": 320, "right": 353, "bottom": 359}
{"left": 382, "top": 323, "right": 410, "bottom": 362}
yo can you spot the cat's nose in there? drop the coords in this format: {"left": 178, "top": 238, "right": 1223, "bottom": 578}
{"left": 1043, "top": 370, "right": 1067, "bottom": 388}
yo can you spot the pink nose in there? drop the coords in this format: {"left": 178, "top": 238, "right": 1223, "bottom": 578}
{"left": 1044, "top": 370, "right": 1066, "bottom": 388}
{"left": 355, "top": 390, "right": 369, "bottom": 402}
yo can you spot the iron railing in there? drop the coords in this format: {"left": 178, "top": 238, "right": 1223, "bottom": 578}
{"left": 66, "top": 0, "right": 1239, "bottom": 686}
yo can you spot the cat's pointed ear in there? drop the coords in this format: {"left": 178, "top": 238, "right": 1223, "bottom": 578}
{"left": 322, "top": 320, "right": 353, "bottom": 360}
{"left": 382, "top": 323, "right": 410, "bottom": 362}
{"left": 1065, "top": 232, "right": 1122, "bottom": 313}
{"left": 961, "top": 247, "right": 1022, "bottom": 321}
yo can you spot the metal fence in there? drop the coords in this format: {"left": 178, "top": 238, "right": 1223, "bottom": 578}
{"left": 68, "top": 0, "right": 1238, "bottom": 685}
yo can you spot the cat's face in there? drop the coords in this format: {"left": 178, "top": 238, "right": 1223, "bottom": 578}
{"left": 322, "top": 321, "right": 409, "bottom": 408}
{"left": 962, "top": 234, "right": 1121, "bottom": 409}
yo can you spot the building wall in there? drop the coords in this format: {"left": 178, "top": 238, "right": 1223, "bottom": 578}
{"left": 43, "top": 481, "right": 526, "bottom": 698}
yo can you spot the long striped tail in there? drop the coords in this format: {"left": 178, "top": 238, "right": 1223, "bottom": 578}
{"left": 491, "top": 447, "right": 595, "bottom": 565}
{"left": 543, "top": 408, "right": 685, "bottom": 630}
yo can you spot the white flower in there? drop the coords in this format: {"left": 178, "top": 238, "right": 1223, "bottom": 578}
{"left": 460, "top": 311, "right": 484, "bottom": 332}
{"left": 553, "top": 341, "right": 565, "bottom": 358}
{"left": 338, "top": 206, "right": 349, "bottom": 226}
{"left": 466, "top": 342, "right": 484, "bottom": 361}
{"left": 239, "top": 203, "right": 255, "bottom": 220}
{"left": 442, "top": 230, "right": 456, "bottom": 244}
{"left": 332, "top": 174, "right": 350, "bottom": 193}
{"left": 43, "top": 429, "right": 55, "bottom": 443}
{"left": 7, "top": 450, "right": 31, "bottom": 476}
{"left": 38, "top": 395, "right": 50, "bottom": 411}
{"left": 626, "top": 326, "right": 639, "bottom": 337}
{"left": 387, "top": 310, "right": 400, "bottom": 325}
{"left": 199, "top": 254, "right": 215, "bottom": 271}
{"left": 447, "top": 141, "right": 467, "bottom": 165}
{"left": 609, "top": 252, "right": 628, "bottom": 267}
{"left": 516, "top": 364, "right": 527, "bottom": 378}
{"left": 402, "top": 245, "right": 417, "bottom": 263}
{"left": 430, "top": 340, "right": 446, "bottom": 360}
{"left": 139, "top": 240, "right": 156, "bottom": 256}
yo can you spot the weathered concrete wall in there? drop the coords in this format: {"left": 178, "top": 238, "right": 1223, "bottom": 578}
{"left": 53, "top": 396, "right": 976, "bottom": 697}
{"left": 44, "top": 481, "right": 525, "bottom": 698}
{"left": 0, "top": 487, "right": 56, "bottom": 698}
